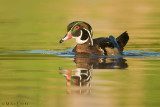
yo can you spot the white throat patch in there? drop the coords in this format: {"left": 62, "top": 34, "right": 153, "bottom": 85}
{"left": 73, "top": 30, "right": 89, "bottom": 44}
{"left": 70, "top": 23, "right": 93, "bottom": 46}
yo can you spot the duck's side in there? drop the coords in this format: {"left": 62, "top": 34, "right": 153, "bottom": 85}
{"left": 72, "top": 40, "right": 104, "bottom": 55}
{"left": 73, "top": 31, "right": 129, "bottom": 56}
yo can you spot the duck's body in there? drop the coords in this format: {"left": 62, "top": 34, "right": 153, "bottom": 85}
{"left": 60, "top": 21, "right": 129, "bottom": 56}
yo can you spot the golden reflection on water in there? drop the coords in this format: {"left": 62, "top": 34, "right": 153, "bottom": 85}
{"left": 59, "top": 53, "right": 147, "bottom": 107}
{"left": 0, "top": 52, "right": 159, "bottom": 107}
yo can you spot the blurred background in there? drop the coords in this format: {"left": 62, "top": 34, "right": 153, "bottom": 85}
{"left": 0, "top": 0, "right": 160, "bottom": 51}
{"left": 0, "top": 0, "right": 160, "bottom": 107}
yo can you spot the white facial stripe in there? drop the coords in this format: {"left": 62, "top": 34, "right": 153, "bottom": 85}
{"left": 91, "top": 29, "right": 93, "bottom": 36}
{"left": 69, "top": 22, "right": 93, "bottom": 45}
{"left": 75, "top": 30, "right": 89, "bottom": 44}
{"left": 70, "top": 22, "right": 79, "bottom": 31}
{"left": 83, "top": 28, "right": 93, "bottom": 46}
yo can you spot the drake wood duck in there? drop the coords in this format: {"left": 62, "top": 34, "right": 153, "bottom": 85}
{"left": 59, "top": 21, "right": 129, "bottom": 56}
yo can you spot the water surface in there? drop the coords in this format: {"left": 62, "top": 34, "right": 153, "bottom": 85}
{"left": 0, "top": 49, "right": 160, "bottom": 107}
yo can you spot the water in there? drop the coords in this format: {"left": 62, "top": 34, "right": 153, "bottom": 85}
{"left": 0, "top": 0, "right": 160, "bottom": 106}
{"left": 7, "top": 49, "right": 160, "bottom": 58}
{"left": 0, "top": 50, "right": 160, "bottom": 107}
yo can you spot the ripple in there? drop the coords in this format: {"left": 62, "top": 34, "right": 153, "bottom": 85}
{"left": 124, "top": 50, "right": 160, "bottom": 58}
{"left": 7, "top": 49, "right": 75, "bottom": 57}
{"left": 6, "top": 49, "right": 160, "bottom": 59}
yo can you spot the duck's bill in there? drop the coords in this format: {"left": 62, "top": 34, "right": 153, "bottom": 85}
{"left": 59, "top": 31, "right": 72, "bottom": 44}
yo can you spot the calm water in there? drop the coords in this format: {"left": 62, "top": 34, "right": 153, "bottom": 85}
{"left": 0, "top": 50, "right": 160, "bottom": 107}
{"left": 0, "top": 0, "right": 160, "bottom": 107}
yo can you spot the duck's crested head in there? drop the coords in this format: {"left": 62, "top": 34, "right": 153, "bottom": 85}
{"left": 60, "top": 21, "right": 93, "bottom": 46}
{"left": 67, "top": 21, "right": 92, "bottom": 34}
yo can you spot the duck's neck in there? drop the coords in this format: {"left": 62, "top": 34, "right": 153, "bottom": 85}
{"left": 76, "top": 29, "right": 93, "bottom": 46}
{"left": 72, "top": 41, "right": 92, "bottom": 53}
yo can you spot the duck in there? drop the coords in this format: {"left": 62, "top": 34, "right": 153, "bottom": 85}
{"left": 59, "top": 21, "right": 129, "bottom": 56}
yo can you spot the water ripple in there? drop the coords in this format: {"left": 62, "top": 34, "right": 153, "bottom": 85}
{"left": 124, "top": 50, "right": 160, "bottom": 58}
{"left": 7, "top": 49, "right": 75, "bottom": 57}
{"left": 5, "top": 49, "right": 160, "bottom": 58}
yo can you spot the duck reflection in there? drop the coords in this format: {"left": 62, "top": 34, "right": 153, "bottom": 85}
{"left": 74, "top": 53, "right": 128, "bottom": 69}
{"left": 59, "top": 53, "right": 128, "bottom": 94}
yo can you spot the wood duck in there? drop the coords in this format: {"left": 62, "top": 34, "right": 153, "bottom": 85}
{"left": 59, "top": 21, "right": 129, "bottom": 56}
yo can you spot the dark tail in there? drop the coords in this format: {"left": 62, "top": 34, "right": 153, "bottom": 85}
{"left": 116, "top": 31, "right": 129, "bottom": 52}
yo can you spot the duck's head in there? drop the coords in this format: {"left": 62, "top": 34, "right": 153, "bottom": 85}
{"left": 59, "top": 21, "right": 93, "bottom": 46}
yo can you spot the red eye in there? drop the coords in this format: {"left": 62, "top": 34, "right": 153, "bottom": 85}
{"left": 74, "top": 26, "right": 79, "bottom": 30}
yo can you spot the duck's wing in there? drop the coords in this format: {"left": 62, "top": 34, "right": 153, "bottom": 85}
{"left": 116, "top": 31, "right": 129, "bottom": 52}
{"left": 93, "top": 37, "right": 116, "bottom": 55}
{"left": 93, "top": 32, "right": 129, "bottom": 55}
{"left": 93, "top": 37, "right": 112, "bottom": 48}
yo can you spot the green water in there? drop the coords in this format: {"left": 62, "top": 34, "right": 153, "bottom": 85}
{"left": 0, "top": 0, "right": 160, "bottom": 107}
